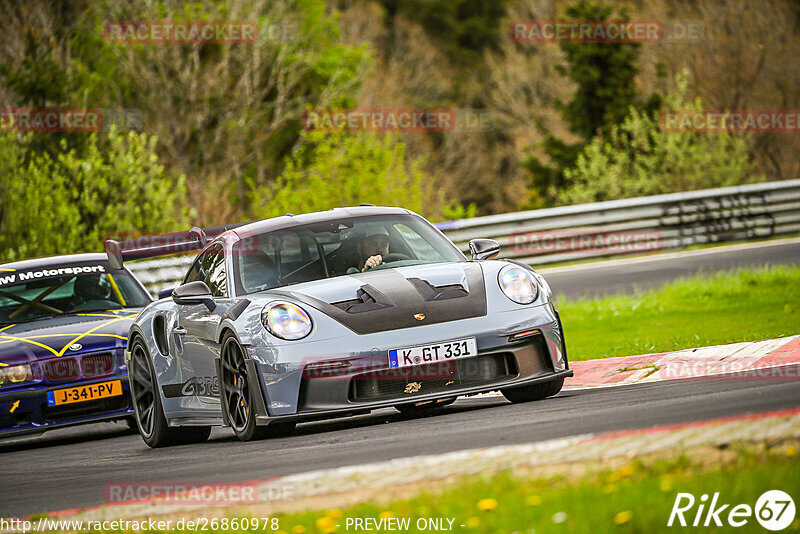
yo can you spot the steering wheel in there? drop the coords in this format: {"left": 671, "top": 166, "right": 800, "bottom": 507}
{"left": 382, "top": 253, "right": 411, "bottom": 263}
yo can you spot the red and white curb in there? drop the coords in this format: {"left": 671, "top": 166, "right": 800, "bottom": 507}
{"left": 566, "top": 335, "right": 800, "bottom": 389}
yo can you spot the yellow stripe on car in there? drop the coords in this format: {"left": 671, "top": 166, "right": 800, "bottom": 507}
{"left": 0, "top": 334, "right": 60, "bottom": 357}
{"left": 0, "top": 333, "right": 128, "bottom": 346}
{"left": 57, "top": 316, "right": 128, "bottom": 357}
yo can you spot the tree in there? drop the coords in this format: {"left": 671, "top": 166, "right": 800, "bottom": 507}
{"left": 0, "top": 128, "right": 188, "bottom": 262}
{"left": 524, "top": 0, "right": 660, "bottom": 206}
{"left": 561, "top": 71, "right": 761, "bottom": 204}
{"left": 249, "top": 128, "right": 470, "bottom": 221}
{"left": 376, "top": 0, "right": 510, "bottom": 66}
{"left": 0, "top": 0, "right": 371, "bottom": 225}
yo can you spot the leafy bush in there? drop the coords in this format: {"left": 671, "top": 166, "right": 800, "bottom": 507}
{"left": 249, "top": 128, "right": 468, "bottom": 221}
{"left": 561, "top": 71, "right": 761, "bottom": 204}
{"left": 523, "top": 0, "right": 661, "bottom": 208}
{"left": 0, "top": 128, "right": 188, "bottom": 262}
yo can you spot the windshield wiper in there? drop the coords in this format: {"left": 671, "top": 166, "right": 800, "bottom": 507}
{"left": 68, "top": 307, "right": 128, "bottom": 314}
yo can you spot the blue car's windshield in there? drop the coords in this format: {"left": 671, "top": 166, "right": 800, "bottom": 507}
{"left": 232, "top": 214, "right": 465, "bottom": 295}
{"left": 0, "top": 264, "right": 150, "bottom": 324}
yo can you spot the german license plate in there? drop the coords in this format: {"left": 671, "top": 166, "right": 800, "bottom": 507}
{"left": 389, "top": 338, "right": 478, "bottom": 369}
{"left": 46, "top": 380, "right": 122, "bottom": 406}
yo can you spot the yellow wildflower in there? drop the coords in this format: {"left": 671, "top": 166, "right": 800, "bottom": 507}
{"left": 614, "top": 511, "right": 633, "bottom": 525}
{"left": 477, "top": 498, "right": 498, "bottom": 512}
{"left": 315, "top": 516, "right": 335, "bottom": 531}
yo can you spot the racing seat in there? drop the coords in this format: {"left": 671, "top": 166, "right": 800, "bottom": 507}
{"left": 329, "top": 236, "right": 362, "bottom": 276}
{"left": 240, "top": 251, "right": 279, "bottom": 292}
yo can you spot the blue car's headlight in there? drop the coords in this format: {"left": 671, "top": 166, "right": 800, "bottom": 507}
{"left": 0, "top": 363, "right": 33, "bottom": 385}
{"left": 262, "top": 302, "right": 313, "bottom": 340}
{"left": 498, "top": 265, "right": 539, "bottom": 304}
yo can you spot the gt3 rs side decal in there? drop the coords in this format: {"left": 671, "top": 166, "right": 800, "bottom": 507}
{"left": 162, "top": 376, "right": 220, "bottom": 398}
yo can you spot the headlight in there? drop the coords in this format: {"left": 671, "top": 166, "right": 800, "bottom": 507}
{"left": 262, "top": 302, "right": 312, "bottom": 340}
{"left": 0, "top": 363, "right": 33, "bottom": 385}
{"left": 498, "top": 265, "right": 539, "bottom": 304}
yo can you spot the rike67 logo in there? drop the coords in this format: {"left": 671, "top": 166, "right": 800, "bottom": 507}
{"left": 668, "top": 490, "right": 796, "bottom": 530}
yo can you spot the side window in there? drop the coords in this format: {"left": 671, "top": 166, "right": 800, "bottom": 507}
{"left": 182, "top": 244, "right": 227, "bottom": 297}
{"left": 183, "top": 258, "right": 200, "bottom": 284}
{"left": 202, "top": 244, "right": 228, "bottom": 297}
{"left": 183, "top": 258, "right": 202, "bottom": 285}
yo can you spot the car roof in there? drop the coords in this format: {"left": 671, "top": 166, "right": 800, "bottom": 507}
{"left": 231, "top": 206, "right": 414, "bottom": 238}
{"left": 0, "top": 253, "right": 110, "bottom": 271}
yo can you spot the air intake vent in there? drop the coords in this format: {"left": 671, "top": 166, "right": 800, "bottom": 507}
{"left": 332, "top": 284, "right": 394, "bottom": 314}
{"left": 407, "top": 278, "right": 468, "bottom": 301}
{"left": 349, "top": 353, "right": 516, "bottom": 402}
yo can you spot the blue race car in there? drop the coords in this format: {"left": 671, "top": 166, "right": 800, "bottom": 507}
{"left": 0, "top": 254, "right": 151, "bottom": 438}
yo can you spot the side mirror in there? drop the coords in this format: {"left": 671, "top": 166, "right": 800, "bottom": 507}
{"left": 469, "top": 239, "right": 500, "bottom": 261}
{"left": 172, "top": 281, "right": 216, "bottom": 311}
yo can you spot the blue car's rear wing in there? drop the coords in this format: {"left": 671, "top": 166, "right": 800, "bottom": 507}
{"left": 104, "top": 223, "right": 252, "bottom": 269}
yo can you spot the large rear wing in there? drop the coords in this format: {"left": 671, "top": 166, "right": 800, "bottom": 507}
{"left": 104, "top": 222, "right": 252, "bottom": 269}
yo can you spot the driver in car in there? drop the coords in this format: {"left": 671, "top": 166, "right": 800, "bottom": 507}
{"left": 358, "top": 227, "right": 390, "bottom": 272}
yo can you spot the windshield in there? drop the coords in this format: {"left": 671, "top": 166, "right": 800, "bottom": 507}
{"left": 0, "top": 264, "right": 150, "bottom": 324}
{"left": 233, "top": 214, "right": 465, "bottom": 295}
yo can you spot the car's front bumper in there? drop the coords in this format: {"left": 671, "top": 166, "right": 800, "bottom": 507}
{"left": 241, "top": 303, "right": 570, "bottom": 425}
{"left": 254, "top": 368, "right": 573, "bottom": 425}
{"left": 0, "top": 375, "right": 132, "bottom": 438}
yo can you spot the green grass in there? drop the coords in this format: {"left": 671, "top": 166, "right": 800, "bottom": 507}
{"left": 176, "top": 443, "right": 799, "bottom": 534}
{"left": 558, "top": 265, "right": 800, "bottom": 361}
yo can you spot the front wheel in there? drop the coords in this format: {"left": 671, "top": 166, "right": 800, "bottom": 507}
{"left": 501, "top": 378, "right": 564, "bottom": 404}
{"left": 129, "top": 337, "right": 211, "bottom": 447}
{"left": 219, "top": 332, "right": 296, "bottom": 441}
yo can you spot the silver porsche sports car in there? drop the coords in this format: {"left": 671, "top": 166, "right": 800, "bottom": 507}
{"left": 106, "top": 206, "right": 572, "bottom": 447}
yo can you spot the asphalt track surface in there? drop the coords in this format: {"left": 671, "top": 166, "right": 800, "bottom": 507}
{"left": 541, "top": 238, "right": 800, "bottom": 299}
{"left": 1, "top": 240, "right": 799, "bottom": 517}
{"left": 3, "top": 367, "right": 800, "bottom": 517}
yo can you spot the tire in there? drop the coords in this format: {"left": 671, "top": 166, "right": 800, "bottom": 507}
{"left": 129, "top": 337, "right": 211, "bottom": 448}
{"left": 395, "top": 397, "right": 456, "bottom": 415}
{"left": 501, "top": 378, "right": 564, "bottom": 404}
{"left": 219, "top": 332, "right": 296, "bottom": 441}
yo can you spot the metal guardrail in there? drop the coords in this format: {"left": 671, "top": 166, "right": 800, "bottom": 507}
{"left": 128, "top": 179, "right": 800, "bottom": 294}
